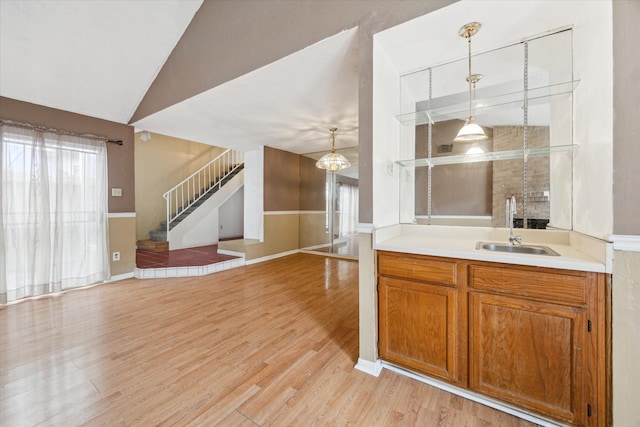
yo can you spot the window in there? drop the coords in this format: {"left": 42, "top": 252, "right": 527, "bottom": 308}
{"left": 0, "top": 122, "right": 109, "bottom": 303}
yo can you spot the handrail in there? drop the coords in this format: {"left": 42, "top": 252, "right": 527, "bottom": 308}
{"left": 163, "top": 148, "right": 244, "bottom": 233}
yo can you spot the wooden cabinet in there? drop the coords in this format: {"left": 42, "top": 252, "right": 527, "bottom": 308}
{"left": 378, "top": 252, "right": 465, "bottom": 385}
{"left": 468, "top": 264, "right": 599, "bottom": 426}
{"left": 377, "top": 251, "right": 609, "bottom": 426}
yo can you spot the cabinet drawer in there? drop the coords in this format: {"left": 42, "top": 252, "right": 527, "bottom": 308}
{"left": 469, "top": 264, "right": 589, "bottom": 306}
{"left": 378, "top": 251, "right": 457, "bottom": 287}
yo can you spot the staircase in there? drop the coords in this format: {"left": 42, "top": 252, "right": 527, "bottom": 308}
{"left": 139, "top": 149, "right": 244, "bottom": 251}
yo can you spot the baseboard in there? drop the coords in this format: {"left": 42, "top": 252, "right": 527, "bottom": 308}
{"left": 217, "top": 249, "right": 245, "bottom": 257}
{"left": 300, "top": 242, "right": 332, "bottom": 251}
{"left": 354, "top": 358, "right": 383, "bottom": 377}
{"left": 357, "top": 223, "right": 375, "bottom": 234}
{"left": 245, "top": 249, "right": 300, "bottom": 265}
{"left": 107, "top": 272, "right": 135, "bottom": 282}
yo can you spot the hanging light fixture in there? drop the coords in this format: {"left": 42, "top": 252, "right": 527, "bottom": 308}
{"left": 454, "top": 22, "right": 488, "bottom": 143}
{"left": 465, "top": 142, "right": 484, "bottom": 155}
{"left": 316, "top": 127, "right": 351, "bottom": 172}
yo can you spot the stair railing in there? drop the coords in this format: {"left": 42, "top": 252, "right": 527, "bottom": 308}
{"left": 163, "top": 148, "right": 244, "bottom": 232}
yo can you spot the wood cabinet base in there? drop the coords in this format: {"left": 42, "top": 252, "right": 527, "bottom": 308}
{"left": 377, "top": 251, "right": 610, "bottom": 427}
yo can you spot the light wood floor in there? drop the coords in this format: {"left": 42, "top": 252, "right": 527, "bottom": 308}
{"left": 0, "top": 254, "right": 535, "bottom": 426}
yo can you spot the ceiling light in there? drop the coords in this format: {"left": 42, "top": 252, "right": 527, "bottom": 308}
{"left": 454, "top": 22, "right": 488, "bottom": 143}
{"left": 316, "top": 127, "right": 351, "bottom": 172}
{"left": 465, "top": 142, "right": 484, "bottom": 155}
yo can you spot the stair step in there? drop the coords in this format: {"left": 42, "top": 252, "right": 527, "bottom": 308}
{"left": 137, "top": 239, "right": 169, "bottom": 252}
{"left": 149, "top": 230, "right": 168, "bottom": 241}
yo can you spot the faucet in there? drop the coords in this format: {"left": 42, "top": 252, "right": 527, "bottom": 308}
{"left": 507, "top": 196, "right": 521, "bottom": 246}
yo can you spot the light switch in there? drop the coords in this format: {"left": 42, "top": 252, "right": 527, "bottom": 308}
{"left": 111, "top": 188, "right": 122, "bottom": 197}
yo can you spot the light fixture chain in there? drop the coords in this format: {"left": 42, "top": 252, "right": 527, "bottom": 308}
{"left": 427, "top": 67, "right": 433, "bottom": 223}
{"left": 523, "top": 41, "right": 529, "bottom": 229}
{"left": 467, "top": 36, "right": 473, "bottom": 118}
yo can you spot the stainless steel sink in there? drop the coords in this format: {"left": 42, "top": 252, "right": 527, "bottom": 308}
{"left": 476, "top": 242, "right": 560, "bottom": 256}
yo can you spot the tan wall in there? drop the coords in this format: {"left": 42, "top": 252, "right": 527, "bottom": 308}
{"left": 245, "top": 213, "right": 300, "bottom": 260}
{"left": 108, "top": 216, "right": 136, "bottom": 276}
{"left": 612, "top": 250, "right": 640, "bottom": 426}
{"left": 299, "top": 212, "right": 329, "bottom": 249}
{"left": 135, "top": 132, "right": 225, "bottom": 241}
{"left": 358, "top": 232, "right": 377, "bottom": 363}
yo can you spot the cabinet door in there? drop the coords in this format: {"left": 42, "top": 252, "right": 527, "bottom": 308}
{"left": 379, "top": 276, "right": 461, "bottom": 383}
{"left": 469, "top": 292, "right": 589, "bottom": 426}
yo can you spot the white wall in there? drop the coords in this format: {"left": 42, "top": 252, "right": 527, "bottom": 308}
{"left": 569, "top": 2, "right": 614, "bottom": 239}
{"left": 244, "top": 146, "right": 264, "bottom": 241}
{"left": 219, "top": 186, "right": 244, "bottom": 239}
{"left": 372, "top": 41, "right": 402, "bottom": 228}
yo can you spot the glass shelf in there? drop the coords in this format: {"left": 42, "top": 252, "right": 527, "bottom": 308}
{"left": 396, "top": 80, "right": 580, "bottom": 126}
{"left": 397, "top": 144, "right": 576, "bottom": 168}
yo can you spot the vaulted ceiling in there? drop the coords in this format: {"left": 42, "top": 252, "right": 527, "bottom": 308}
{"left": 0, "top": 0, "right": 359, "bottom": 157}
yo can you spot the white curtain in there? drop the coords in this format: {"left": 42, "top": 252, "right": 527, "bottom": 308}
{"left": 337, "top": 182, "right": 358, "bottom": 238}
{"left": 0, "top": 123, "right": 110, "bottom": 304}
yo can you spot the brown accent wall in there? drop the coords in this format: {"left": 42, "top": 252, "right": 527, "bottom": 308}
{"left": 613, "top": 0, "right": 640, "bottom": 235}
{"left": 0, "top": 96, "right": 135, "bottom": 213}
{"left": 300, "top": 155, "right": 326, "bottom": 211}
{"left": 263, "top": 146, "right": 301, "bottom": 212}
{"left": 415, "top": 119, "right": 493, "bottom": 217}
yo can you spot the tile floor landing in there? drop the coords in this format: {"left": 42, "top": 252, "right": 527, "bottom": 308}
{"left": 135, "top": 244, "right": 244, "bottom": 279}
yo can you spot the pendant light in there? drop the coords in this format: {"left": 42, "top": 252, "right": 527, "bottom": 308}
{"left": 454, "top": 22, "right": 488, "bottom": 143}
{"left": 316, "top": 127, "right": 351, "bottom": 172}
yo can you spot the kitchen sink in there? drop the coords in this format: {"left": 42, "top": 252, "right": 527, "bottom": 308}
{"left": 476, "top": 242, "right": 560, "bottom": 256}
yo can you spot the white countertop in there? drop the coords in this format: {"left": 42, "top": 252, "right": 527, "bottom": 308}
{"left": 374, "top": 224, "right": 611, "bottom": 273}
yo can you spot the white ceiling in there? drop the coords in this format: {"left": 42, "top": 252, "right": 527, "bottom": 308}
{"left": 0, "top": 0, "right": 203, "bottom": 124}
{"left": 132, "top": 28, "right": 360, "bottom": 156}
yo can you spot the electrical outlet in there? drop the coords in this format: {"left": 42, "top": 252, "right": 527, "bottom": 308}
{"left": 112, "top": 251, "right": 120, "bottom": 261}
